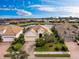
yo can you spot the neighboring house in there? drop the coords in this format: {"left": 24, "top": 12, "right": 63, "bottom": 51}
{"left": 0, "top": 25, "right": 23, "bottom": 42}
{"left": 0, "top": 20, "right": 9, "bottom": 25}
{"left": 25, "top": 25, "right": 52, "bottom": 41}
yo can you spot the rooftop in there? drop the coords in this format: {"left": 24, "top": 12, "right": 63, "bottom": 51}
{"left": 0, "top": 25, "right": 23, "bottom": 36}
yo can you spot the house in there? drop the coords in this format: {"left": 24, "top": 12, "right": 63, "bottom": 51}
{"left": 25, "top": 25, "right": 52, "bottom": 41}
{"left": 0, "top": 20, "right": 9, "bottom": 25}
{"left": 0, "top": 25, "right": 23, "bottom": 42}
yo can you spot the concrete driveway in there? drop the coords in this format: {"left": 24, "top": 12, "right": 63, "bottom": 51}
{"left": 23, "top": 41, "right": 35, "bottom": 58}
{"left": 0, "top": 42, "right": 11, "bottom": 59}
{"left": 65, "top": 41, "right": 79, "bottom": 59}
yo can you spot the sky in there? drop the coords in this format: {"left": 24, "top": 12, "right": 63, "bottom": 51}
{"left": 0, "top": 0, "right": 79, "bottom": 18}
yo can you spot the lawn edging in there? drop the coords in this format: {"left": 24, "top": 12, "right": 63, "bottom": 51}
{"left": 34, "top": 51, "right": 70, "bottom": 57}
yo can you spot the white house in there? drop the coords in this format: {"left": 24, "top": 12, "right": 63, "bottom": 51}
{"left": 25, "top": 25, "right": 52, "bottom": 41}
{"left": 0, "top": 25, "right": 23, "bottom": 42}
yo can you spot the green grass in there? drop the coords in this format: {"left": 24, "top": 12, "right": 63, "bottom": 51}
{"left": 17, "top": 22, "right": 64, "bottom": 26}
{"left": 35, "top": 46, "right": 54, "bottom": 52}
{"left": 35, "top": 43, "right": 68, "bottom": 52}
{"left": 17, "top": 22, "right": 52, "bottom": 26}
{"left": 35, "top": 43, "right": 54, "bottom": 51}
{"left": 35, "top": 54, "right": 70, "bottom": 57}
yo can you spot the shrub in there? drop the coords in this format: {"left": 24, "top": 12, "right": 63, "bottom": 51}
{"left": 54, "top": 47, "right": 59, "bottom": 51}
{"left": 76, "top": 36, "right": 79, "bottom": 41}
{"left": 36, "top": 38, "right": 45, "bottom": 47}
{"left": 61, "top": 45, "right": 68, "bottom": 51}
{"left": 45, "top": 37, "right": 54, "bottom": 43}
{"left": 4, "top": 54, "right": 11, "bottom": 57}
{"left": 49, "top": 44, "right": 53, "bottom": 47}
{"left": 45, "top": 34, "right": 57, "bottom": 43}
{"left": 8, "top": 34, "right": 25, "bottom": 53}
{"left": 54, "top": 43, "right": 62, "bottom": 51}
{"left": 59, "top": 38, "right": 64, "bottom": 44}
{"left": 13, "top": 34, "right": 25, "bottom": 45}
{"left": 12, "top": 43, "right": 22, "bottom": 51}
{"left": 45, "top": 43, "right": 53, "bottom": 47}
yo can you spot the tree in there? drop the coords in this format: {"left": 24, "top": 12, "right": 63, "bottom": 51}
{"left": 58, "top": 17, "right": 62, "bottom": 22}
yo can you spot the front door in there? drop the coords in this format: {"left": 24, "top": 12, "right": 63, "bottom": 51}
{"left": 39, "top": 33, "right": 42, "bottom": 38}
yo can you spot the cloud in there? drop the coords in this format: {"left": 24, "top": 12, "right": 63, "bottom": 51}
{"left": 16, "top": 9, "right": 32, "bottom": 16}
{"left": 42, "top": 0, "right": 62, "bottom": 5}
{"left": 0, "top": 8, "right": 17, "bottom": 10}
{"left": 42, "top": 0, "right": 58, "bottom": 3}
{"left": 0, "top": 8, "right": 32, "bottom": 16}
{"left": 58, "top": 6, "right": 79, "bottom": 17}
{"left": 30, "top": 5, "right": 79, "bottom": 17}
{"left": 29, "top": 5, "right": 55, "bottom": 12}
{"left": 58, "top": 6, "right": 79, "bottom": 13}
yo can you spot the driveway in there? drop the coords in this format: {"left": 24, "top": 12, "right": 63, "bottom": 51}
{"left": 23, "top": 41, "right": 35, "bottom": 58}
{"left": 0, "top": 42, "right": 11, "bottom": 59}
{"left": 65, "top": 41, "right": 79, "bottom": 59}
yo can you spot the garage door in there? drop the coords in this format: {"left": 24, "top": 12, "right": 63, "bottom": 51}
{"left": 2, "top": 37, "right": 14, "bottom": 42}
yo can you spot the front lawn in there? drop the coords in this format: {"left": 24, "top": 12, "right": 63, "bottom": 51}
{"left": 35, "top": 27, "right": 68, "bottom": 52}
{"left": 35, "top": 43, "right": 68, "bottom": 52}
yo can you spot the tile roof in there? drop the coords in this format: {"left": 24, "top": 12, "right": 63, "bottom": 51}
{"left": 31, "top": 25, "right": 52, "bottom": 33}
{"left": 0, "top": 25, "right": 23, "bottom": 36}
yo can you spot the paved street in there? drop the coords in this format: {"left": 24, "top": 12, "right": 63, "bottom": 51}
{"left": 0, "top": 42, "right": 11, "bottom": 59}
{"left": 29, "top": 57, "right": 70, "bottom": 59}
{"left": 65, "top": 41, "right": 79, "bottom": 59}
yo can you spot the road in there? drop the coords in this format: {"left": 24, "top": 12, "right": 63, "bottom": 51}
{"left": 65, "top": 42, "right": 79, "bottom": 59}
{"left": 29, "top": 57, "right": 70, "bottom": 59}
